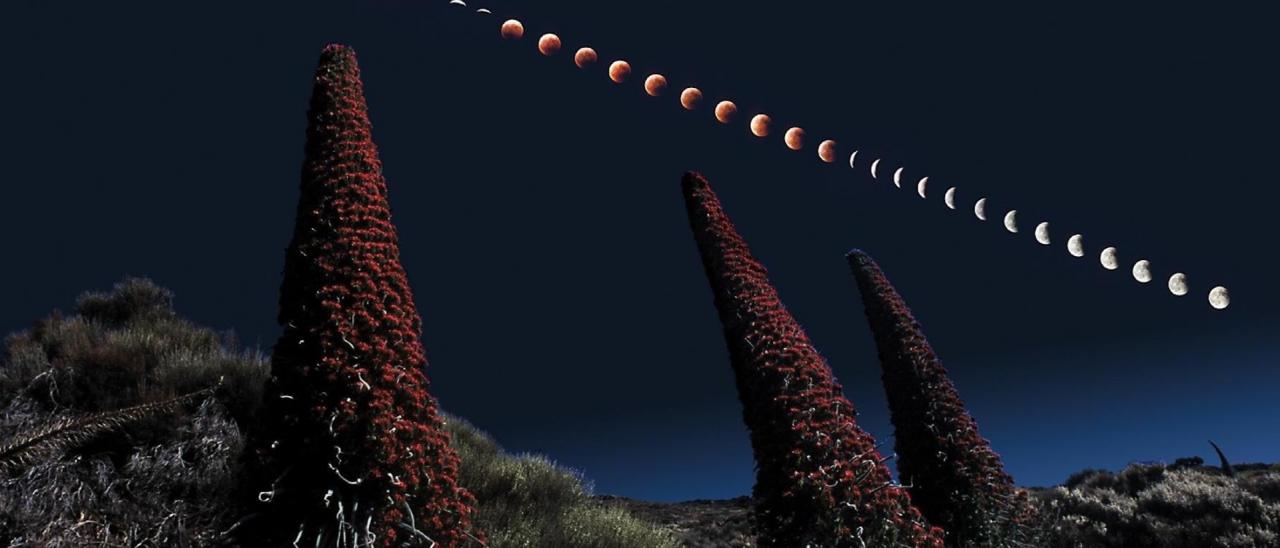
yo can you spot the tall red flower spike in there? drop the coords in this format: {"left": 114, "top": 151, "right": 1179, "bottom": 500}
{"left": 246, "top": 44, "right": 479, "bottom": 546}
{"left": 847, "top": 249, "right": 1037, "bottom": 546}
{"left": 682, "top": 172, "right": 944, "bottom": 548}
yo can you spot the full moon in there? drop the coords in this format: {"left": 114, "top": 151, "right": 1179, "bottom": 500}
{"left": 1067, "top": 234, "right": 1084, "bottom": 257}
{"left": 750, "top": 114, "right": 771, "bottom": 137}
{"left": 644, "top": 74, "right": 667, "bottom": 96}
{"left": 537, "top": 34, "right": 561, "bottom": 56}
{"left": 1209, "top": 286, "right": 1230, "bottom": 310}
{"left": 1003, "top": 210, "right": 1018, "bottom": 233}
{"left": 974, "top": 198, "right": 988, "bottom": 221}
{"left": 818, "top": 140, "right": 837, "bottom": 162}
{"left": 784, "top": 127, "right": 805, "bottom": 150}
{"left": 500, "top": 19, "right": 524, "bottom": 40}
{"left": 1168, "top": 273, "right": 1188, "bottom": 296}
{"left": 944, "top": 187, "right": 957, "bottom": 209}
{"left": 1132, "top": 260, "right": 1152, "bottom": 283}
{"left": 893, "top": 168, "right": 904, "bottom": 188}
{"left": 608, "top": 60, "right": 631, "bottom": 83}
{"left": 1035, "top": 222, "right": 1051, "bottom": 245}
{"left": 917, "top": 177, "right": 928, "bottom": 198}
{"left": 680, "top": 87, "right": 702, "bottom": 110}
{"left": 1101, "top": 247, "right": 1119, "bottom": 270}
{"left": 714, "top": 100, "right": 738, "bottom": 123}
{"left": 574, "top": 47, "right": 598, "bottom": 68}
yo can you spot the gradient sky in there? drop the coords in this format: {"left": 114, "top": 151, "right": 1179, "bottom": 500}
{"left": 1, "top": 1, "right": 1277, "bottom": 502}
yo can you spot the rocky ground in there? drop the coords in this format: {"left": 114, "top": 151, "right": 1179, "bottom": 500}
{"left": 596, "top": 495, "right": 756, "bottom": 548}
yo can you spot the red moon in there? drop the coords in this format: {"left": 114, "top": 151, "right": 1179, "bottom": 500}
{"left": 680, "top": 87, "right": 703, "bottom": 110}
{"left": 537, "top": 34, "right": 561, "bottom": 56}
{"left": 714, "top": 101, "right": 737, "bottom": 123}
{"left": 500, "top": 20, "right": 524, "bottom": 40}
{"left": 574, "top": 47, "right": 597, "bottom": 68}
{"left": 818, "top": 140, "right": 838, "bottom": 162}
{"left": 785, "top": 127, "right": 805, "bottom": 150}
{"left": 750, "top": 114, "right": 771, "bottom": 137}
{"left": 609, "top": 60, "right": 631, "bottom": 83}
{"left": 644, "top": 74, "right": 668, "bottom": 97}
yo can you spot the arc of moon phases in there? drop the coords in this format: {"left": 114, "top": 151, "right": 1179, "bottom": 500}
{"left": 680, "top": 87, "right": 702, "bottom": 110}
{"left": 1209, "top": 286, "right": 1230, "bottom": 310}
{"left": 608, "top": 60, "right": 631, "bottom": 83}
{"left": 784, "top": 127, "right": 805, "bottom": 150}
{"left": 644, "top": 74, "right": 667, "bottom": 96}
{"left": 1168, "top": 273, "right": 1188, "bottom": 296}
{"left": 1035, "top": 222, "right": 1051, "bottom": 245}
{"left": 974, "top": 198, "right": 988, "bottom": 220}
{"left": 538, "top": 34, "right": 561, "bottom": 56}
{"left": 476, "top": 8, "right": 491, "bottom": 14}
{"left": 574, "top": 47, "right": 598, "bottom": 68}
{"left": 715, "top": 100, "right": 738, "bottom": 123}
{"left": 1003, "top": 210, "right": 1018, "bottom": 233}
{"left": 818, "top": 140, "right": 837, "bottom": 163}
{"left": 1067, "top": 234, "right": 1084, "bottom": 257}
{"left": 1100, "top": 247, "right": 1119, "bottom": 270}
{"left": 848, "top": 150, "right": 858, "bottom": 168}
{"left": 1132, "top": 260, "right": 1152, "bottom": 283}
{"left": 870, "top": 159, "right": 881, "bottom": 179}
{"left": 944, "top": 187, "right": 957, "bottom": 209}
{"left": 750, "top": 114, "right": 771, "bottom": 137}
{"left": 893, "top": 168, "right": 904, "bottom": 188}
{"left": 500, "top": 19, "right": 524, "bottom": 40}
{"left": 917, "top": 177, "right": 928, "bottom": 198}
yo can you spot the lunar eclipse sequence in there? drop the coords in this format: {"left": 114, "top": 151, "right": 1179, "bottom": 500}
{"left": 451, "top": 0, "right": 1231, "bottom": 311}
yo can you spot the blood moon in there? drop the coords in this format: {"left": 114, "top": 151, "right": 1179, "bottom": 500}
{"left": 644, "top": 74, "right": 668, "bottom": 96}
{"left": 680, "top": 87, "right": 703, "bottom": 110}
{"left": 574, "top": 47, "right": 598, "bottom": 69}
{"left": 609, "top": 60, "right": 631, "bottom": 83}
{"left": 500, "top": 19, "right": 524, "bottom": 40}
{"left": 537, "top": 34, "right": 561, "bottom": 56}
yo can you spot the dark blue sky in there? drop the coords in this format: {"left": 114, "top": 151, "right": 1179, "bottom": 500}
{"left": 1, "top": 1, "right": 1276, "bottom": 502}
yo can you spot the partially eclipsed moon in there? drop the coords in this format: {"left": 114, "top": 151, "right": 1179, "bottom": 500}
{"left": 449, "top": 0, "right": 465, "bottom": 6}
{"left": 476, "top": 8, "right": 491, "bottom": 14}
{"left": 818, "top": 140, "right": 837, "bottom": 163}
{"left": 784, "top": 127, "right": 805, "bottom": 150}
{"left": 608, "top": 60, "right": 631, "bottom": 83}
{"left": 1101, "top": 247, "right": 1119, "bottom": 270}
{"left": 1067, "top": 234, "right": 1084, "bottom": 257}
{"left": 538, "top": 34, "right": 561, "bottom": 56}
{"left": 917, "top": 177, "right": 928, "bottom": 198}
{"left": 974, "top": 198, "right": 988, "bottom": 220}
{"left": 893, "top": 168, "right": 905, "bottom": 188}
{"left": 1003, "top": 210, "right": 1018, "bottom": 233}
{"left": 1168, "top": 273, "right": 1188, "bottom": 296}
{"left": 680, "top": 87, "right": 702, "bottom": 110}
{"left": 1209, "top": 286, "right": 1230, "bottom": 310}
{"left": 644, "top": 74, "right": 667, "bottom": 96}
{"left": 500, "top": 19, "right": 524, "bottom": 40}
{"left": 848, "top": 150, "right": 858, "bottom": 168}
{"left": 715, "top": 101, "right": 738, "bottom": 123}
{"left": 1132, "top": 260, "right": 1152, "bottom": 283}
{"left": 944, "top": 187, "right": 957, "bottom": 209}
{"left": 1035, "top": 222, "right": 1050, "bottom": 245}
{"left": 574, "top": 47, "right": 598, "bottom": 68}
{"left": 750, "top": 114, "right": 771, "bottom": 137}
{"left": 870, "top": 159, "right": 881, "bottom": 179}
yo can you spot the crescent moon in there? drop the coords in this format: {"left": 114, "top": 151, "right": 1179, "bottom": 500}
{"left": 944, "top": 187, "right": 956, "bottom": 209}
{"left": 916, "top": 177, "right": 928, "bottom": 198}
{"left": 449, "top": 0, "right": 466, "bottom": 5}
{"left": 1003, "top": 210, "right": 1018, "bottom": 233}
{"left": 1100, "top": 247, "right": 1119, "bottom": 270}
{"left": 870, "top": 159, "right": 881, "bottom": 179}
{"left": 1168, "top": 273, "right": 1188, "bottom": 296}
{"left": 1067, "top": 234, "right": 1084, "bottom": 257}
{"left": 893, "top": 168, "right": 904, "bottom": 188}
{"left": 1132, "top": 260, "right": 1153, "bottom": 283}
{"left": 1034, "top": 222, "right": 1050, "bottom": 245}
{"left": 848, "top": 150, "right": 858, "bottom": 168}
{"left": 476, "top": 8, "right": 491, "bottom": 14}
{"left": 974, "top": 198, "right": 987, "bottom": 221}
{"left": 1208, "top": 286, "right": 1230, "bottom": 310}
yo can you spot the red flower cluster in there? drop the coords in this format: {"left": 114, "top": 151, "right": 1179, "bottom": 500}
{"left": 247, "top": 44, "right": 479, "bottom": 546}
{"left": 847, "top": 249, "right": 1036, "bottom": 546}
{"left": 682, "top": 173, "right": 943, "bottom": 547}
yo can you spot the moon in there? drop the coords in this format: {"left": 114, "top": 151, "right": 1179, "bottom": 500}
{"left": 818, "top": 140, "right": 837, "bottom": 163}
{"left": 449, "top": 0, "right": 465, "bottom": 5}
{"left": 1003, "top": 210, "right": 1018, "bottom": 233}
{"left": 917, "top": 177, "right": 928, "bottom": 198}
{"left": 1101, "top": 247, "right": 1119, "bottom": 270}
{"left": 1132, "top": 260, "right": 1152, "bottom": 283}
{"left": 608, "top": 60, "right": 631, "bottom": 83}
{"left": 1067, "top": 234, "right": 1084, "bottom": 257}
{"left": 538, "top": 34, "right": 561, "bottom": 56}
{"left": 944, "top": 187, "right": 956, "bottom": 209}
{"left": 784, "top": 127, "right": 805, "bottom": 150}
{"left": 500, "top": 19, "right": 524, "bottom": 40}
{"left": 1209, "top": 286, "right": 1230, "bottom": 310}
{"left": 1168, "top": 273, "right": 1188, "bottom": 296}
{"left": 750, "top": 114, "right": 771, "bottom": 137}
{"left": 680, "top": 87, "right": 702, "bottom": 110}
{"left": 870, "top": 159, "right": 880, "bottom": 179}
{"left": 476, "top": 8, "right": 491, "bottom": 14}
{"left": 574, "top": 47, "right": 598, "bottom": 68}
{"left": 644, "top": 74, "right": 667, "bottom": 96}
{"left": 974, "top": 198, "right": 987, "bottom": 221}
{"left": 1035, "top": 222, "right": 1050, "bottom": 245}
{"left": 715, "top": 101, "right": 738, "bottom": 123}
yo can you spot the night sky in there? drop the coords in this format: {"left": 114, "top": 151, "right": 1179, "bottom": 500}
{"left": 2, "top": 1, "right": 1277, "bottom": 502}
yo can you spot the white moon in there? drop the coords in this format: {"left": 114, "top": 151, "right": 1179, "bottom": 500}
{"left": 476, "top": 8, "right": 491, "bottom": 13}
{"left": 449, "top": 0, "right": 466, "bottom": 5}
{"left": 1067, "top": 234, "right": 1084, "bottom": 257}
{"left": 1132, "top": 260, "right": 1152, "bottom": 283}
{"left": 944, "top": 187, "right": 956, "bottom": 209}
{"left": 1034, "top": 222, "right": 1050, "bottom": 245}
{"left": 1100, "top": 247, "right": 1118, "bottom": 270}
{"left": 848, "top": 150, "right": 858, "bottom": 168}
{"left": 974, "top": 198, "right": 987, "bottom": 221}
{"left": 1208, "top": 286, "right": 1230, "bottom": 310}
{"left": 1003, "top": 210, "right": 1018, "bottom": 233}
{"left": 870, "top": 159, "right": 881, "bottom": 179}
{"left": 917, "top": 177, "right": 928, "bottom": 198}
{"left": 893, "top": 167, "right": 904, "bottom": 188}
{"left": 1168, "top": 273, "right": 1188, "bottom": 296}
